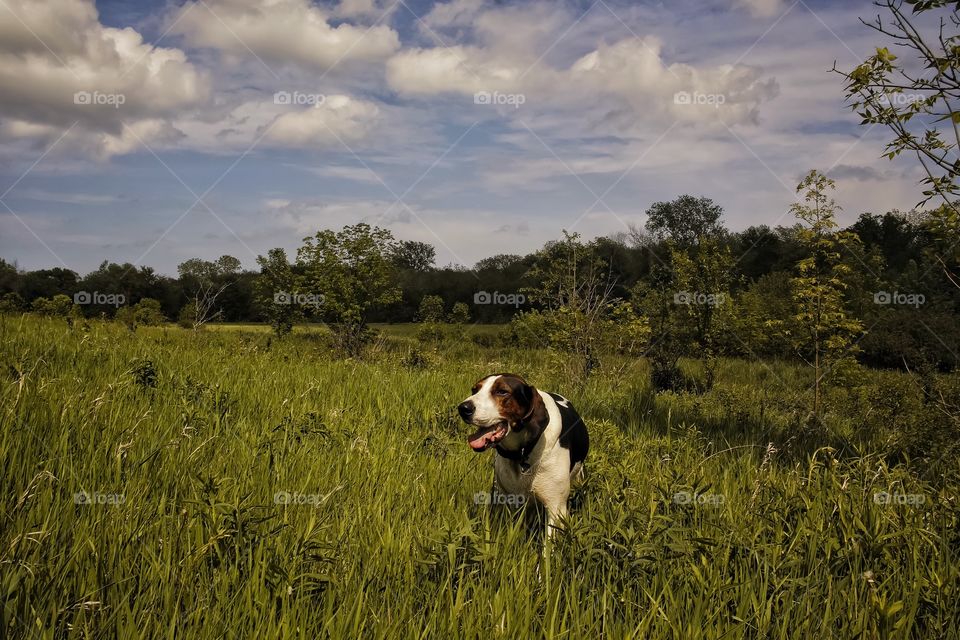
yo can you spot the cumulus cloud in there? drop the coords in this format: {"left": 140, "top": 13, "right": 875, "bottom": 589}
{"left": 386, "top": 3, "right": 778, "bottom": 130}
{"left": 386, "top": 39, "right": 778, "bottom": 128}
{"left": 171, "top": 0, "right": 400, "bottom": 71}
{"left": 264, "top": 95, "right": 381, "bottom": 148}
{"left": 0, "top": 0, "right": 208, "bottom": 158}
{"left": 570, "top": 38, "right": 779, "bottom": 127}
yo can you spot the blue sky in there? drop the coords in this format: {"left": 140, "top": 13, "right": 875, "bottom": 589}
{"left": 0, "top": 0, "right": 929, "bottom": 275}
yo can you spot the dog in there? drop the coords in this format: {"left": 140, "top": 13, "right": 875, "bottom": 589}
{"left": 457, "top": 373, "right": 588, "bottom": 537}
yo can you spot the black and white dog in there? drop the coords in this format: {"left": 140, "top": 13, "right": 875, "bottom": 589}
{"left": 457, "top": 373, "right": 588, "bottom": 536}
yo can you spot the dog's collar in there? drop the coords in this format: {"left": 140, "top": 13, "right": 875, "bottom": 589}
{"left": 494, "top": 399, "right": 545, "bottom": 473}
{"left": 495, "top": 434, "right": 538, "bottom": 473}
{"left": 495, "top": 443, "right": 529, "bottom": 466}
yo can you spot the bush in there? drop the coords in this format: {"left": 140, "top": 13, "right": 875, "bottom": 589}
{"left": 0, "top": 292, "right": 24, "bottom": 313}
{"left": 178, "top": 302, "right": 197, "bottom": 329}
{"left": 860, "top": 309, "right": 960, "bottom": 371}
{"left": 416, "top": 322, "right": 446, "bottom": 344}
{"left": 132, "top": 298, "right": 166, "bottom": 326}
{"left": 32, "top": 294, "right": 73, "bottom": 317}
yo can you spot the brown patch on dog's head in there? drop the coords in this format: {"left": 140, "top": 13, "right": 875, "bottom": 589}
{"left": 488, "top": 373, "right": 547, "bottom": 431}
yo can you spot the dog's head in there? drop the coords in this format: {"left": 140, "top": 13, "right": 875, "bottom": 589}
{"left": 457, "top": 373, "right": 545, "bottom": 452}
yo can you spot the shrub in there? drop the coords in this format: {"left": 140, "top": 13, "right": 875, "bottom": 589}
{"left": 416, "top": 322, "right": 446, "bottom": 344}
{"left": 132, "top": 298, "right": 166, "bottom": 326}
{"left": 860, "top": 309, "right": 960, "bottom": 371}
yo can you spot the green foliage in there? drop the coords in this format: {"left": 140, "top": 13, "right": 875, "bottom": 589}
{"left": 0, "top": 292, "right": 24, "bottom": 313}
{"left": 31, "top": 294, "right": 74, "bottom": 318}
{"left": 389, "top": 240, "right": 436, "bottom": 271}
{"left": 669, "top": 236, "right": 735, "bottom": 355}
{"left": 732, "top": 271, "right": 795, "bottom": 358}
{"left": 448, "top": 301, "right": 470, "bottom": 325}
{"left": 644, "top": 194, "right": 725, "bottom": 247}
{"left": 838, "top": 1, "right": 959, "bottom": 206}
{"left": 178, "top": 302, "right": 198, "bottom": 329}
{"left": 523, "top": 231, "right": 633, "bottom": 378}
{"left": 297, "top": 224, "right": 401, "bottom": 356}
{"left": 115, "top": 306, "right": 137, "bottom": 331}
{"left": 778, "top": 170, "right": 866, "bottom": 424}
{"left": 417, "top": 295, "right": 445, "bottom": 323}
{"left": 415, "top": 322, "right": 446, "bottom": 344}
{"left": 132, "top": 298, "right": 166, "bottom": 326}
{"left": 255, "top": 248, "right": 300, "bottom": 337}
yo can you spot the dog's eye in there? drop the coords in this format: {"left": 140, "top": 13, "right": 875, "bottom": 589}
{"left": 496, "top": 389, "right": 509, "bottom": 396}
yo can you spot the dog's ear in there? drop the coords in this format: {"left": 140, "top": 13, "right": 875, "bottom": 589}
{"left": 519, "top": 384, "right": 548, "bottom": 432}
{"left": 515, "top": 381, "right": 534, "bottom": 409}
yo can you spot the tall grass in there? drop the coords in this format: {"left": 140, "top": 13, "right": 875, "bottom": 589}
{"left": 1, "top": 315, "right": 958, "bottom": 638}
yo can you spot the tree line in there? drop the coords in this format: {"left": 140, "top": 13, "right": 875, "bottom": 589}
{"left": 2, "top": 170, "right": 958, "bottom": 376}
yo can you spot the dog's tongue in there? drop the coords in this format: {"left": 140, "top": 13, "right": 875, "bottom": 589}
{"left": 468, "top": 425, "right": 503, "bottom": 451}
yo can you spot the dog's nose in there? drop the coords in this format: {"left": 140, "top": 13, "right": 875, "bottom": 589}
{"left": 457, "top": 401, "right": 475, "bottom": 420}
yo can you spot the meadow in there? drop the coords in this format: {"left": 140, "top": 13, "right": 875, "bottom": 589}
{"left": 2, "top": 314, "right": 959, "bottom": 639}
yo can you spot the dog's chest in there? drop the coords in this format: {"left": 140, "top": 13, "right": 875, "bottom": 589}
{"left": 493, "top": 443, "right": 568, "bottom": 498}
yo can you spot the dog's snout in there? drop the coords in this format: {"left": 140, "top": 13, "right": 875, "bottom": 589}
{"left": 457, "top": 401, "right": 475, "bottom": 420}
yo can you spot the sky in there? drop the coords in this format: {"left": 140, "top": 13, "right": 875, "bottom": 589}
{"left": 0, "top": 0, "right": 933, "bottom": 275}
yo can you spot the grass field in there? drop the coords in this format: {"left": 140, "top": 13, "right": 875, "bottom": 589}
{"left": 2, "top": 315, "right": 959, "bottom": 638}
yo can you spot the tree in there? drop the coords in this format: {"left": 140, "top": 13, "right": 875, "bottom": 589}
{"left": 669, "top": 236, "right": 735, "bottom": 387}
{"left": 177, "top": 255, "right": 240, "bottom": 330}
{"left": 837, "top": 1, "right": 960, "bottom": 287}
{"left": 523, "top": 231, "right": 626, "bottom": 378}
{"left": 389, "top": 240, "right": 436, "bottom": 271}
{"left": 31, "top": 294, "right": 73, "bottom": 319}
{"left": 780, "top": 171, "right": 865, "bottom": 425}
{"left": 0, "top": 292, "right": 24, "bottom": 313}
{"left": 448, "top": 302, "right": 470, "bottom": 325}
{"left": 255, "top": 248, "right": 301, "bottom": 337}
{"left": 474, "top": 254, "right": 523, "bottom": 272}
{"left": 297, "top": 224, "right": 401, "bottom": 355}
{"left": 644, "top": 195, "right": 725, "bottom": 247}
{"left": 132, "top": 298, "right": 166, "bottom": 326}
{"left": 417, "top": 295, "right": 446, "bottom": 323}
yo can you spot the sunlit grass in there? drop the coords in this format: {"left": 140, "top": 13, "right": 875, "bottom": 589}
{"left": 1, "top": 315, "right": 958, "bottom": 638}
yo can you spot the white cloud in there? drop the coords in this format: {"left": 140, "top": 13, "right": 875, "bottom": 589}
{"left": 0, "top": 0, "right": 208, "bottom": 158}
{"left": 386, "top": 2, "right": 778, "bottom": 130}
{"left": 264, "top": 95, "right": 381, "bottom": 148}
{"left": 171, "top": 0, "right": 400, "bottom": 71}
